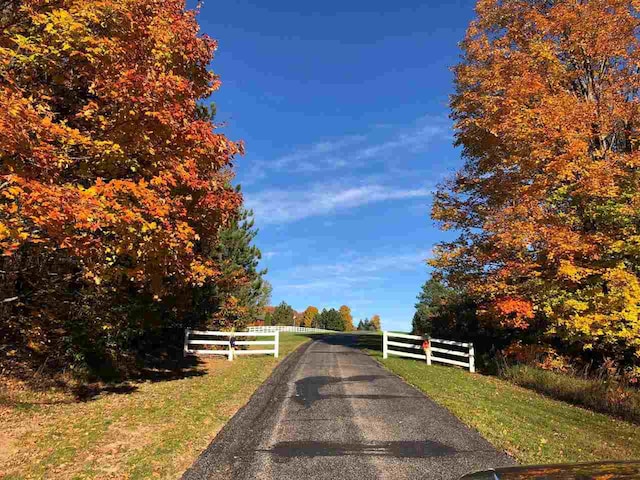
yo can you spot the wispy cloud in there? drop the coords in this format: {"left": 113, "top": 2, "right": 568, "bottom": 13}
{"left": 271, "top": 135, "right": 366, "bottom": 169}
{"left": 277, "top": 250, "right": 429, "bottom": 292}
{"left": 245, "top": 182, "right": 434, "bottom": 224}
{"left": 354, "top": 123, "right": 448, "bottom": 161}
{"left": 293, "top": 251, "right": 430, "bottom": 277}
{"left": 281, "top": 277, "right": 383, "bottom": 291}
{"left": 239, "top": 115, "right": 451, "bottom": 183}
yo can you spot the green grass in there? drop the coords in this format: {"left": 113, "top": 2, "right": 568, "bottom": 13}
{"left": 0, "top": 333, "right": 310, "bottom": 480}
{"left": 374, "top": 351, "right": 640, "bottom": 464}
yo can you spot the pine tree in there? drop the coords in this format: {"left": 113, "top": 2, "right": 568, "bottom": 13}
{"left": 272, "top": 301, "right": 295, "bottom": 326}
{"left": 203, "top": 206, "right": 268, "bottom": 328}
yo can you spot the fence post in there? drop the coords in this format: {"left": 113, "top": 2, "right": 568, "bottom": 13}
{"left": 183, "top": 328, "right": 190, "bottom": 356}
{"left": 383, "top": 331, "right": 388, "bottom": 359}
{"left": 228, "top": 335, "right": 233, "bottom": 361}
{"left": 274, "top": 331, "right": 280, "bottom": 358}
{"left": 426, "top": 344, "right": 432, "bottom": 366}
{"left": 469, "top": 343, "right": 475, "bottom": 373}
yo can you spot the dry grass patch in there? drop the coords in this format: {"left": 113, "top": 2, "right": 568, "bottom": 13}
{"left": 0, "top": 333, "right": 310, "bottom": 479}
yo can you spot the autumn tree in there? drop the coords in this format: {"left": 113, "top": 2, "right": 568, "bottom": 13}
{"left": 301, "top": 306, "right": 319, "bottom": 328}
{"left": 339, "top": 305, "right": 355, "bottom": 332}
{"left": 432, "top": 0, "right": 640, "bottom": 366}
{"left": 0, "top": 0, "right": 242, "bottom": 377}
{"left": 370, "top": 314, "right": 381, "bottom": 331}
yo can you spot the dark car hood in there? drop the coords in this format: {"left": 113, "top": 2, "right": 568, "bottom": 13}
{"left": 461, "top": 461, "right": 640, "bottom": 479}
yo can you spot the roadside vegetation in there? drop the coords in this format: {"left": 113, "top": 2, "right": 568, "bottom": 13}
{"left": 0, "top": 334, "right": 310, "bottom": 480}
{"left": 501, "top": 364, "right": 640, "bottom": 425}
{"left": 377, "top": 354, "right": 640, "bottom": 465}
{"left": 422, "top": 0, "right": 640, "bottom": 380}
{"left": 1, "top": 1, "right": 273, "bottom": 388}
{"left": 352, "top": 335, "right": 640, "bottom": 464}
{"left": 409, "top": 0, "right": 640, "bottom": 434}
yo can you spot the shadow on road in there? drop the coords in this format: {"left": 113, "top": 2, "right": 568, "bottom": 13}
{"left": 293, "top": 374, "right": 422, "bottom": 408}
{"left": 310, "top": 333, "right": 383, "bottom": 353}
{"left": 267, "top": 440, "right": 458, "bottom": 459}
{"left": 294, "top": 375, "right": 382, "bottom": 408}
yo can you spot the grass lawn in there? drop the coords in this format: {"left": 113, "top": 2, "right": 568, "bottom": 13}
{"left": 0, "top": 333, "right": 310, "bottom": 479}
{"left": 356, "top": 335, "right": 640, "bottom": 465}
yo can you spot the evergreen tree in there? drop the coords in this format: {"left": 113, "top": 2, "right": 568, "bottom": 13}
{"left": 212, "top": 206, "right": 267, "bottom": 319}
{"left": 272, "top": 301, "right": 295, "bottom": 326}
{"left": 412, "top": 304, "right": 432, "bottom": 336}
{"left": 357, "top": 318, "right": 375, "bottom": 331}
{"left": 415, "top": 278, "right": 451, "bottom": 314}
{"left": 192, "top": 205, "right": 268, "bottom": 329}
{"left": 256, "top": 281, "right": 272, "bottom": 313}
{"left": 316, "top": 308, "right": 345, "bottom": 331}
{"left": 412, "top": 277, "right": 452, "bottom": 335}
{"left": 327, "top": 309, "right": 345, "bottom": 331}
{"left": 315, "top": 309, "right": 328, "bottom": 329}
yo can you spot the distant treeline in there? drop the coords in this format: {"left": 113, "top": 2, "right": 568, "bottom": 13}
{"left": 261, "top": 303, "right": 381, "bottom": 332}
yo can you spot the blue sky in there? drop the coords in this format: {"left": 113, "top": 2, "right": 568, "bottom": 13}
{"left": 193, "top": 0, "right": 475, "bottom": 331}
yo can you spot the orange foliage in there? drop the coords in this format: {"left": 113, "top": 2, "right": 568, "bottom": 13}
{"left": 431, "top": 0, "right": 640, "bottom": 360}
{"left": 339, "top": 305, "right": 354, "bottom": 332}
{"left": 491, "top": 297, "right": 535, "bottom": 330}
{"left": 0, "top": 0, "right": 242, "bottom": 295}
{"left": 301, "top": 306, "right": 318, "bottom": 328}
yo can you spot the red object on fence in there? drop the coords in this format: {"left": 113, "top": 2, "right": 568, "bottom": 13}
{"left": 422, "top": 339, "right": 430, "bottom": 350}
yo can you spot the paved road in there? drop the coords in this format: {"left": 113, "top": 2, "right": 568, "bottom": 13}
{"left": 183, "top": 335, "right": 514, "bottom": 480}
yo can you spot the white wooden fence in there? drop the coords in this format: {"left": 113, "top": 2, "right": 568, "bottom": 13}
{"left": 246, "top": 325, "right": 332, "bottom": 334}
{"left": 382, "top": 331, "right": 475, "bottom": 373}
{"left": 184, "top": 329, "right": 279, "bottom": 361}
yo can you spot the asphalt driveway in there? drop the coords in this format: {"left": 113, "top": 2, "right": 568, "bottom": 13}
{"left": 182, "top": 334, "right": 514, "bottom": 480}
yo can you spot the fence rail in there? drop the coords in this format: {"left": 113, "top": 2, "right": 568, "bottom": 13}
{"left": 382, "top": 331, "right": 475, "bottom": 372}
{"left": 246, "top": 325, "right": 332, "bottom": 334}
{"left": 184, "top": 329, "right": 279, "bottom": 361}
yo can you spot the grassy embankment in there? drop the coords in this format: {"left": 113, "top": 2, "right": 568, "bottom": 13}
{"left": 502, "top": 364, "right": 640, "bottom": 425}
{"left": 0, "top": 333, "right": 310, "bottom": 479}
{"left": 357, "top": 334, "right": 640, "bottom": 465}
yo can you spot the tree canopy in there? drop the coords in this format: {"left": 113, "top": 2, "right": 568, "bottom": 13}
{"left": 412, "top": 277, "right": 452, "bottom": 335}
{"left": 316, "top": 308, "right": 344, "bottom": 331}
{"left": 357, "top": 318, "right": 376, "bottom": 331}
{"left": 271, "top": 301, "right": 295, "bottom": 326}
{"left": 339, "top": 305, "right": 355, "bottom": 332}
{"left": 370, "top": 314, "right": 381, "bottom": 331}
{"left": 431, "top": 0, "right": 640, "bottom": 368}
{"left": 301, "top": 306, "right": 319, "bottom": 328}
{"left": 0, "top": 0, "right": 258, "bottom": 379}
